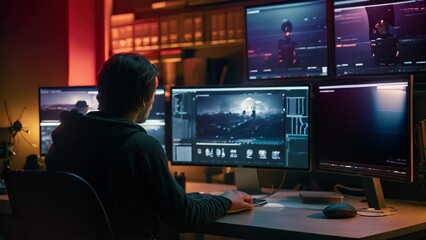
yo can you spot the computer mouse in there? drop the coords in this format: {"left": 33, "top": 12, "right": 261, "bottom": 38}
{"left": 322, "top": 203, "right": 357, "bottom": 219}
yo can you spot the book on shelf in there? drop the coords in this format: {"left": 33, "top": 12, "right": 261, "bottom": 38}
{"left": 160, "top": 18, "right": 169, "bottom": 47}
{"left": 208, "top": 9, "right": 227, "bottom": 44}
{"left": 226, "top": 7, "right": 244, "bottom": 42}
{"left": 211, "top": 13, "right": 218, "bottom": 42}
{"left": 193, "top": 12, "right": 204, "bottom": 44}
{"left": 169, "top": 16, "right": 180, "bottom": 47}
{"left": 134, "top": 18, "right": 159, "bottom": 51}
{"left": 160, "top": 15, "right": 181, "bottom": 48}
{"left": 181, "top": 13, "right": 194, "bottom": 45}
{"left": 150, "top": 21, "right": 159, "bottom": 48}
{"left": 111, "top": 13, "right": 135, "bottom": 54}
{"left": 217, "top": 12, "right": 226, "bottom": 42}
{"left": 111, "top": 24, "right": 134, "bottom": 54}
{"left": 134, "top": 21, "right": 150, "bottom": 49}
{"left": 180, "top": 12, "right": 204, "bottom": 46}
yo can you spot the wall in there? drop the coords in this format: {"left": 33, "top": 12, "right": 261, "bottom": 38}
{"left": 0, "top": 1, "right": 69, "bottom": 170}
{"left": 69, "top": 0, "right": 96, "bottom": 86}
{"left": 0, "top": 0, "right": 107, "bottom": 170}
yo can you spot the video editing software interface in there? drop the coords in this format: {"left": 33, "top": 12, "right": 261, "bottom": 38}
{"left": 334, "top": 0, "right": 426, "bottom": 76}
{"left": 171, "top": 86, "right": 310, "bottom": 169}
{"left": 316, "top": 78, "right": 412, "bottom": 182}
{"left": 39, "top": 87, "right": 166, "bottom": 155}
{"left": 246, "top": 0, "right": 328, "bottom": 80}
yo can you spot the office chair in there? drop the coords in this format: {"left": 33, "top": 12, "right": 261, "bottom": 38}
{"left": 4, "top": 170, "right": 115, "bottom": 240}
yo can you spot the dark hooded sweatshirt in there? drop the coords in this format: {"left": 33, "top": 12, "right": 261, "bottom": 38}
{"left": 45, "top": 110, "right": 231, "bottom": 239}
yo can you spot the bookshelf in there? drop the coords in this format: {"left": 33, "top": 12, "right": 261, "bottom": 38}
{"left": 110, "top": 1, "right": 249, "bottom": 92}
{"left": 111, "top": 13, "right": 135, "bottom": 54}
{"left": 134, "top": 18, "right": 160, "bottom": 51}
{"left": 111, "top": 9, "right": 245, "bottom": 50}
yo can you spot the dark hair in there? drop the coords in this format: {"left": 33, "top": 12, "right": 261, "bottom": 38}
{"left": 75, "top": 100, "right": 88, "bottom": 108}
{"left": 281, "top": 19, "right": 293, "bottom": 33}
{"left": 96, "top": 53, "right": 158, "bottom": 116}
{"left": 23, "top": 154, "right": 41, "bottom": 171}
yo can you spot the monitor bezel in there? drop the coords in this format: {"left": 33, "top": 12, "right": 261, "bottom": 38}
{"left": 333, "top": 0, "right": 426, "bottom": 77}
{"left": 314, "top": 75, "right": 414, "bottom": 183}
{"left": 169, "top": 83, "right": 312, "bottom": 171}
{"left": 38, "top": 85, "right": 167, "bottom": 156}
{"left": 244, "top": 0, "right": 330, "bottom": 81}
{"left": 38, "top": 85, "right": 98, "bottom": 156}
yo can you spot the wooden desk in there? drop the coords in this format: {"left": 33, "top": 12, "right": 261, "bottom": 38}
{"left": 0, "top": 182, "right": 425, "bottom": 239}
{"left": 187, "top": 182, "right": 426, "bottom": 240}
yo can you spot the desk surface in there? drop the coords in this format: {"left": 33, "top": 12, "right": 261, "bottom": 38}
{"left": 1, "top": 183, "right": 425, "bottom": 239}
{"left": 187, "top": 182, "right": 426, "bottom": 240}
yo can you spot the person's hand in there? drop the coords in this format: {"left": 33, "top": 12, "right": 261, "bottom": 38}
{"left": 220, "top": 190, "right": 253, "bottom": 213}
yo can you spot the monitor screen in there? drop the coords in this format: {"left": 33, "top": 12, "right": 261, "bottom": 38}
{"left": 245, "top": 0, "right": 328, "bottom": 80}
{"left": 334, "top": 0, "right": 426, "bottom": 76}
{"left": 39, "top": 86, "right": 166, "bottom": 155}
{"left": 170, "top": 85, "right": 310, "bottom": 170}
{"left": 315, "top": 76, "right": 413, "bottom": 183}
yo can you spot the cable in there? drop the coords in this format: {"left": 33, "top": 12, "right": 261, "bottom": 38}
{"left": 333, "top": 183, "right": 365, "bottom": 200}
{"left": 258, "top": 170, "right": 287, "bottom": 199}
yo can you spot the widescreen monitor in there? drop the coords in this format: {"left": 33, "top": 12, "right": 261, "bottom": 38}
{"left": 39, "top": 86, "right": 166, "bottom": 156}
{"left": 245, "top": 0, "right": 328, "bottom": 80}
{"left": 170, "top": 85, "right": 310, "bottom": 193}
{"left": 315, "top": 76, "right": 413, "bottom": 210}
{"left": 334, "top": 0, "right": 426, "bottom": 76}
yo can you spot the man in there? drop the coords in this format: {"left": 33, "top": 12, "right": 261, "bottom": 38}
{"left": 46, "top": 53, "right": 253, "bottom": 239}
{"left": 277, "top": 19, "right": 298, "bottom": 68}
{"left": 370, "top": 19, "right": 399, "bottom": 66}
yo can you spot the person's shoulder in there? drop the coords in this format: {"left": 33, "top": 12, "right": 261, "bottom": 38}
{"left": 128, "top": 129, "right": 162, "bottom": 148}
{"left": 139, "top": 133, "right": 163, "bottom": 148}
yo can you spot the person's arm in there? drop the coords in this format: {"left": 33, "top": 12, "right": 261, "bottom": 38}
{"left": 144, "top": 140, "right": 252, "bottom": 231}
{"left": 220, "top": 190, "right": 253, "bottom": 213}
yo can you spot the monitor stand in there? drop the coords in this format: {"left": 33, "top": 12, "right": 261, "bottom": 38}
{"left": 234, "top": 168, "right": 264, "bottom": 195}
{"left": 361, "top": 177, "right": 386, "bottom": 210}
{"left": 359, "top": 177, "right": 396, "bottom": 216}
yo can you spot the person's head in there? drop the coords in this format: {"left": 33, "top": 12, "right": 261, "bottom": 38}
{"left": 75, "top": 100, "right": 89, "bottom": 114}
{"left": 23, "top": 154, "right": 41, "bottom": 171}
{"left": 96, "top": 53, "right": 158, "bottom": 123}
{"left": 376, "top": 20, "right": 389, "bottom": 34}
{"left": 281, "top": 19, "right": 293, "bottom": 37}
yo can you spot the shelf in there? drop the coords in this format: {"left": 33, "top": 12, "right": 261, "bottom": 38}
{"left": 110, "top": 5, "right": 245, "bottom": 56}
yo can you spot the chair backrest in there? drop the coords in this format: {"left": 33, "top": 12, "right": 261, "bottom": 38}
{"left": 4, "top": 170, "right": 115, "bottom": 240}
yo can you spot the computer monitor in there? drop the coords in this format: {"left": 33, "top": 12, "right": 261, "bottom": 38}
{"left": 141, "top": 87, "right": 166, "bottom": 151}
{"left": 245, "top": 0, "right": 328, "bottom": 80}
{"left": 170, "top": 85, "right": 311, "bottom": 193}
{"left": 334, "top": 0, "right": 426, "bottom": 76}
{"left": 315, "top": 76, "right": 413, "bottom": 211}
{"left": 39, "top": 86, "right": 166, "bottom": 156}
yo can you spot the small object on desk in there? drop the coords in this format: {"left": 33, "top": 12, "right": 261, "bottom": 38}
{"left": 322, "top": 203, "right": 357, "bottom": 219}
{"left": 252, "top": 198, "right": 267, "bottom": 206}
{"left": 226, "top": 197, "right": 267, "bottom": 214}
{"left": 299, "top": 191, "right": 344, "bottom": 204}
